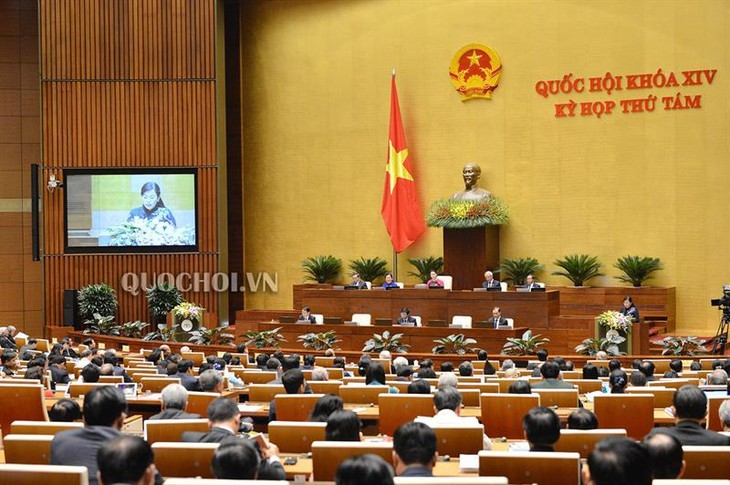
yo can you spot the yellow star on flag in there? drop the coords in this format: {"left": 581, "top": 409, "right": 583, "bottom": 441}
{"left": 386, "top": 141, "right": 413, "bottom": 194}
{"left": 467, "top": 50, "right": 482, "bottom": 66}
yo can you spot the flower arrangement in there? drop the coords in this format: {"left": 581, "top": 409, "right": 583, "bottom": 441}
{"left": 173, "top": 301, "right": 204, "bottom": 321}
{"left": 596, "top": 310, "right": 633, "bottom": 334}
{"left": 425, "top": 197, "right": 509, "bottom": 228}
{"left": 106, "top": 217, "right": 195, "bottom": 246}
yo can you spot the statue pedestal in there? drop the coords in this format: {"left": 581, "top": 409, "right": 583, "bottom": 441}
{"left": 443, "top": 226, "right": 500, "bottom": 290}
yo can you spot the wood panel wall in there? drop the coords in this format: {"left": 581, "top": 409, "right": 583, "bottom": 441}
{"left": 39, "top": 0, "right": 219, "bottom": 330}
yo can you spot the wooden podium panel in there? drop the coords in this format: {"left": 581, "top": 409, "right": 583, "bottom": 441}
{"left": 443, "top": 226, "right": 500, "bottom": 290}
{"left": 297, "top": 288, "right": 559, "bottom": 329}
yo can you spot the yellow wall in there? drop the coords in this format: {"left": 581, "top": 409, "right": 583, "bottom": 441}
{"left": 241, "top": 0, "right": 730, "bottom": 334}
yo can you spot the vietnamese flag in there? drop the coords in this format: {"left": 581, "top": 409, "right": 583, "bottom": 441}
{"left": 381, "top": 74, "right": 426, "bottom": 253}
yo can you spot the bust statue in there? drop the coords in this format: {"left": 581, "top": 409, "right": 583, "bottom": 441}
{"left": 452, "top": 163, "right": 491, "bottom": 201}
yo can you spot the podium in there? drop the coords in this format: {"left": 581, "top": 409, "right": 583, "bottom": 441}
{"left": 594, "top": 317, "right": 649, "bottom": 355}
{"left": 443, "top": 226, "right": 500, "bottom": 290}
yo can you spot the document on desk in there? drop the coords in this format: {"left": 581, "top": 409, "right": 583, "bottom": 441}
{"left": 238, "top": 404, "right": 264, "bottom": 412}
{"left": 459, "top": 454, "right": 479, "bottom": 473}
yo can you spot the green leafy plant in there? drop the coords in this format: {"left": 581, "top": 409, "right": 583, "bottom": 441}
{"left": 118, "top": 320, "right": 150, "bottom": 338}
{"left": 362, "top": 331, "right": 410, "bottom": 353}
{"left": 432, "top": 334, "right": 478, "bottom": 355}
{"left": 189, "top": 326, "right": 236, "bottom": 346}
{"left": 496, "top": 257, "right": 544, "bottom": 285}
{"left": 407, "top": 256, "right": 444, "bottom": 283}
{"left": 552, "top": 254, "right": 604, "bottom": 287}
{"left": 83, "top": 314, "right": 120, "bottom": 336}
{"left": 146, "top": 283, "right": 183, "bottom": 324}
{"left": 502, "top": 330, "right": 550, "bottom": 356}
{"left": 614, "top": 255, "right": 664, "bottom": 287}
{"left": 242, "top": 327, "right": 286, "bottom": 349}
{"left": 574, "top": 330, "right": 626, "bottom": 356}
{"left": 302, "top": 255, "right": 342, "bottom": 284}
{"left": 142, "top": 325, "right": 176, "bottom": 342}
{"left": 425, "top": 197, "right": 510, "bottom": 228}
{"left": 653, "top": 336, "right": 709, "bottom": 356}
{"left": 77, "top": 283, "right": 118, "bottom": 320}
{"left": 348, "top": 257, "right": 389, "bottom": 284}
{"left": 298, "top": 330, "right": 341, "bottom": 351}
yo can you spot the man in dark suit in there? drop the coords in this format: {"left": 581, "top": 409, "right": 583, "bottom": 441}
{"left": 393, "top": 422, "right": 437, "bottom": 477}
{"left": 0, "top": 326, "right": 16, "bottom": 349}
{"left": 49, "top": 355, "right": 70, "bottom": 384}
{"left": 349, "top": 273, "right": 368, "bottom": 290}
{"left": 149, "top": 383, "right": 201, "bottom": 420}
{"left": 296, "top": 306, "right": 317, "bottom": 323}
{"left": 171, "top": 359, "right": 200, "bottom": 392}
{"left": 487, "top": 307, "right": 510, "bottom": 328}
{"left": 396, "top": 307, "right": 418, "bottom": 326}
{"left": 182, "top": 397, "right": 286, "bottom": 480}
{"left": 268, "top": 368, "right": 306, "bottom": 422}
{"left": 103, "top": 350, "right": 133, "bottom": 383}
{"left": 482, "top": 270, "right": 501, "bottom": 289}
{"left": 50, "top": 386, "right": 128, "bottom": 485}
{"left": 525, "top": 274, "right": 541, "bottom": 291}
{"left": 531, "top": 361, "right": 575, "bottom": 389}
{"left": 646, "top": 385, "right": 730, "bottom": 446}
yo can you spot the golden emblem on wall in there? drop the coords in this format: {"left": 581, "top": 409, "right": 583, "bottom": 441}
{"left": 449, "top": 43, "right": 503, "bottom": 100}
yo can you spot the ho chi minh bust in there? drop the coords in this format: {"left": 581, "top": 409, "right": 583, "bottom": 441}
{"left": 452, "top": 163, "right": 491, "bottom": 201}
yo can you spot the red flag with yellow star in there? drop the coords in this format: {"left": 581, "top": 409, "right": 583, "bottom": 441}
{"left": 381, "top": 74, "right": 426, "bottom": 253}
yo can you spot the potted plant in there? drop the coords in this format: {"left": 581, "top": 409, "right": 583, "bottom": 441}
{"left": 298, "top": 330, "right": 341, "bottom": 351}
{"left": 407, "top": 256, "right": 444, "bottom": 283}
{"left": 242, "top": 327, "right": 286, "bottom": 349}
{"left": 118, "top": 320, "right": 150, "bottom": 338}
{"left": 171, "top": 302, "right": 205, "bottom": 341}
{"left": 501, "top": 330, "right": 550, "bottom": 356}
{"left": 574, "top": 332, "right": 626, "bottom": 356}
{"left": 77, "top": 283, "right": 118, "bottom": 321}
{"left": 142, "top": 325, "right": 176, "bottom": 342}
{"left": 425, "top": 197, "right": 510, "bottom": 228}
{"left": 432, "top": 334, "right": 478, "bottom": 354}
{"left": 496, "top": 257, "right": 544, "bottom": 286}
{"left": 348, "top": 257, "right": 389, "bottom": 284}
{"left": 83, "top": 314, "right": 120, "bottom": 336}
{"left": 189, "top": 326, "right": 236, "bottom": 346}
{"left": 614, "top": 255, "right": 664, "bottom": 287}
{"left": 302, "top": 255, "right": 342, "bottom": 284}
{"left": 653, "top": 336, "right": 709, "bottom": 356}
{"left": 146, "top": 283, "right": 184, "bottom": 325}
{"left": 362, "top": 331, "right": 410, "bottom": 353}
{"left": 552, "top": 254, "right": 604, "bottom": 287}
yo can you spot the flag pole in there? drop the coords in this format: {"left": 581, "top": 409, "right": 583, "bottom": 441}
{"left": 391, "top": 67, "right": 397, "bottom": 282}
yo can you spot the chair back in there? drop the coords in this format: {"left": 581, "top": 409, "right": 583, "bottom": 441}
{"left": 10, "top": 421, "right": 82, "bottom": 435}
{"left": 144, "top": 419, "right": 209, "bottom": 444}
{"left": 151, "top": 442, "right": 219, "bottom": 478}
{"left": 478, "top": 450, "right": 581, "bottom": 485}
{"left": 181, "top": 352, "right": 205, "bottom": 366}
{"left": 241, "top": 371, "right": 278, "bottom": 385}
{"left": 0, "top": 464, "right": 89, "bottom": 485}
{"left": 646, "top": 359, "right": 672, "bottom": 374}
{"left": 339, "top": 385, "right": 389, "bottom": 404}
{"left": 431, "top": 423, "right": 485, "bottom": 455}
{"left": 480, "top": 393, "right": 539, "bottom": 439}
{"left": 140, "top": 377, "right": 182, "bottom": 393}
{"left": 274, "top": 394, "right": 324, "bottom": 421}
{"left": 648, "top": 378, "right": 692, "bottom": 389}
{"left": 351, "top": 313, "right": 372, "bottom": 326}
{"left": 35, "top": 339, "right": 50, "bottom": 353}
{"left": 564, "top": 379, "right": 602, "bottom": 394}
{"left": 625, "top": 386, "right": 676, "bottom": 408}
{"left": 268, "top": 421, "right": 326, "bottom": 453}
{"left": 458, "top": 382, "right": 500, "bottom": 394}
{"left": 533, "top": 389, "right": 579, "bottom": 407}
{"left": 312, "top": 314, "right": 324, "bottom": 324}
{"left": 554, "top": 429, "right": 627, "bottom": 458}
{"left": 491, "top": 378, "right": 520, "bottom": 394}
{"left": 451, "top": 315, "right": 473, "bottom": 328}
{"left": 0, "top": 384, "right": 49, "bottom": 436}
{"left": 503, "top": 318, "right": 514, "bottom": 328}
{"left": 707, "top": 396, "right": 730, "bottom": 431}
{"left": 561, "top": 371, "right": 583, "bottom": 380}
{"left": 323, "top": 368, "right": 345, "bottom": 379}
{"left": 315, "top": 356, "right": 336, "bottom": 367}
{"left": 681, "top": 445, "right": 730, "bottom": 479}
{"left": 309, "top": 380, "right": 342, "bottom": 394}
{"left": 593, "top": 393, "right": 654, "bottom": 439}
{"left": 67, "top": 382, "right": 115, "bottom": 398}
{"left": 440, "top": 276, "right": 453, "bottom": 290}
{"left": 186, "top": 392, "right": 220, "bottom": 417}
{"left": 3, "top": 434, "right": 54, "bottom": 464}
{"left": 311, "top": 441, "right": 393, "bottom": 481}
{"left": 98, "top": 375, "right": 124, "bottom": 383}
{"left": 378, "top": 394, "right": 435, "bottom": 436}
{"left": 248, "top": 384, "right": 285, "bottom": 402}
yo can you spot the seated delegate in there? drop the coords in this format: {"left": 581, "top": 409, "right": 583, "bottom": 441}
{"left": 297, "top": 306, "right": 317, "bottom": 323}
{"left": 427, "top": 271, "right": 444, "bottom": 288}
{"left": 396, "top": 307, "right": 418, "bottom": 326}
{"left": 382, "top": 273, "right": 399, "bottom": 289}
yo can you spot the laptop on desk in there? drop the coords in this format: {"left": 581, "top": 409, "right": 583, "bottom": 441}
{"left": 530, "top": 286, "right": 546, "bottom": 292}
{"left": 374, "top": 318, "right": 392, "bottom": 326}
{"left": 343, "top": 321, "right": 358, "bottom": 326}
{"left": 473, "top": 287, "right": 487, "bottom": 292}
{"left": 486, "top": 287, "right": 502, "bottom": 292}
{"left": 344, "top": 285, "right": 359, "bottom": 290}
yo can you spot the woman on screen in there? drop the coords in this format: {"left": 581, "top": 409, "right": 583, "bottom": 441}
{"left": 127, "top": 182, "right": 177, "bottom": 226}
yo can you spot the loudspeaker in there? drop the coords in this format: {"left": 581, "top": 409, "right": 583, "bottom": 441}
{"left": 63, "top": 289, "right": 79, "bottom": 329}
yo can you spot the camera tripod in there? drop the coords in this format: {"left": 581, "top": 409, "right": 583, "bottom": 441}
{"left": 711, "top": 312, "right": 730, "bottom": 355}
